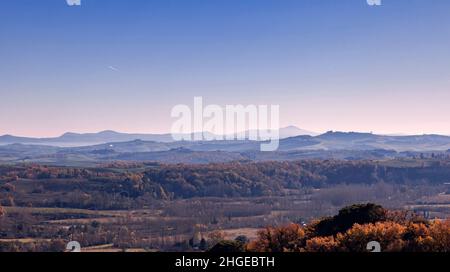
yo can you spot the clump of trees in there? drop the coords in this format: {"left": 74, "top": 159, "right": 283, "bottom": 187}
{"left": 248, "top": 224, "right": 306, "bottom": 252}
{"left": 244, "top": 204, "right": 450, "bottom": 252}
{"left": 312, "top": 203, "right": 387, "bottom": 237}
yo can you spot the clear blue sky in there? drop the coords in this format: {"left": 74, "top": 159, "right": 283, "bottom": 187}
{"left": 1, "top": 0, "right": 450, "bottom": 136}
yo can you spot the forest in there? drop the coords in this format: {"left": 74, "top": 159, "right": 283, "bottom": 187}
{"left": 0, "top": 159, "right": 449, "bottom": 252}
{"left": 1, "top": 159, "right": 450, "bottom": 205}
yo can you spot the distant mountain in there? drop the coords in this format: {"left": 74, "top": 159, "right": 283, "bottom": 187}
{"left": 313, "top": 131, "right": 450, "bottom": 152}
{"left": 316, "top": 131, "right": 379, "bottom": 141}
{"left": 0, "top": 131, "right": 176, "bottom": 147}
{"left": 0, "top": 126, "right": 317, "bottom": 147}
{"left": 232, "top": 126, "right": 318, "bottom": 140}
{"left": 2, "top": 130, "right": 450, "bottom": 164}
{"left": 2, "top": 131, "right": 450, "bottom": 165}
{"left": 279, "top": 126, "right": 319, "bottom": 138}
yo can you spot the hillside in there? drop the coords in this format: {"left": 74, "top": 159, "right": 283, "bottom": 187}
{"left": 1, "top": 131, "right": 450, "bottom": 164}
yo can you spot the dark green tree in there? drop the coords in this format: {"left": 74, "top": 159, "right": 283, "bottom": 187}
{"left": 313, "top": 203, "right": 387, "bottom": 237}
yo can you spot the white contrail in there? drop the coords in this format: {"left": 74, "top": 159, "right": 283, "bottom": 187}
{"left": 108, "top": 66, "right": 119, "bottom": 72}
{"left": 66, "top": 0, "right": 81, "bottom": 6}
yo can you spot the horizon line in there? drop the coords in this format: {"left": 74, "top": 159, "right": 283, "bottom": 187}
{"left": 1, "top": 128, "right": 450, "bottom": 139}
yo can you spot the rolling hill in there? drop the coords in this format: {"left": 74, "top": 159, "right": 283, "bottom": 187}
{"left": 1, "top": 131, "right": 450, "bottom": 164}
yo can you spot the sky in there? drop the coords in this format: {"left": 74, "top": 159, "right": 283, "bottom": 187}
{"left": 1, "top": 0, "right": 450, "bottom": 137}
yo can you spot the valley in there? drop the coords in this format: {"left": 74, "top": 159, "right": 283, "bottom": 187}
{"left": 0, "top": 160, "right": 449, "bottom": 252}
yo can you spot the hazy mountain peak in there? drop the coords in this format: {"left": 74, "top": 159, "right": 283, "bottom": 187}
{"left": 61, "top": 132, "right": 81, "bottom": 137}
{"left": 97, "top": 130, "right": 122, "bottom": 136}
{"left": 279, "top": 126, "right": 318, "bottom": 138}
{"left": 319, "top": 131, "right": 375, "bottom": 137}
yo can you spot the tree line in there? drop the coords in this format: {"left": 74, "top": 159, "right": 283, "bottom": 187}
{"left": 1, "top": 160, "right": 450, "bottom": 206}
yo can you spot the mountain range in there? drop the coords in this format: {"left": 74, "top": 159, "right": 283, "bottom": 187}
{"left": 1, "top": 128, "right": 450, "bottom": 165}
{"left": 0, "top": 126, "right": 316, "bottom": 147}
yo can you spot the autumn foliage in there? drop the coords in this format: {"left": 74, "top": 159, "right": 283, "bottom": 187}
{"left": 249, "top": 224, "right": 306, "bottom": 252}
{"left": 247, "top": 204, "right": 450, "bottom": 252}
